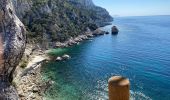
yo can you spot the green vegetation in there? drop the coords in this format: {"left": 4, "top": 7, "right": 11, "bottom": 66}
{"left": 20, "top": 59, "right": 28, "bottom": 68}
{"left": 12, "top": 81, "right": 17, "bottom": 88}
{"left": 22, "top": 0, "right": 100, "bottom": 43}
{"left": 20, "top": 0, "right": 111, "bottom": 44}
{"left": 47, "top": 48, "right": 68, "bottom": 56}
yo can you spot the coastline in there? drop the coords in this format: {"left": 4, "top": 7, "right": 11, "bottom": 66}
{"left": 54, "top": 28, "right": 109, "bottom": 48}
{"left": 13, "top": 27, "right": 110, "bottom": 100}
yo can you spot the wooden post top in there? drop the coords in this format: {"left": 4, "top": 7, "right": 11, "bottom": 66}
{"left": 108, "top": 76, "right": 129, "bottom": 87}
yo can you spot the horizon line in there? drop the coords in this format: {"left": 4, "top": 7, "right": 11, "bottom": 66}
{"left": 112, "top": 14, "right": 170, "bottom": 18}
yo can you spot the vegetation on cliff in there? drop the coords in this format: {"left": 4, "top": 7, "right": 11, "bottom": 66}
{"left": 14, "top": 0, "right": 113, "bottom": 44}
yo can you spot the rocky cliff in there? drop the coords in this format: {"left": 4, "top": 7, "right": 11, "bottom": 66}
{"left": 68, "top": 0, "right": 113, "bottom": 23}
{"left": 68, "top": 0, "right": 95, "bottom": 8}
{"left": 0, "top": 0, "right": 26, "bottom": 99}
{"left": 0, "top": 0, "right": 112, "bottom": 99}
{"left": 12, "top": 0, "right": 113, "bottom": 44}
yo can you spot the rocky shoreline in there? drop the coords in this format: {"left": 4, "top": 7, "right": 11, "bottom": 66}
{"left": 13, "top": 27, "right": 110, "bottom": 100}
{"left": 51, "top": 28, "right": 110, "bottom": 62}
{"left": 13, "top": 45, "right": 53, "bottom": 100}
{"left": 55, "top": 28, "right": 109, "bottom": 48}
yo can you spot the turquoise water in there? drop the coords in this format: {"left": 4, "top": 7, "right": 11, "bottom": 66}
{"left": 42, "top": 15, "right": 170, "bottom": 100}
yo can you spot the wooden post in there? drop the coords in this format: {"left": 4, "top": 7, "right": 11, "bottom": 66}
{"left": 108, "top": 76, "right": 130, "bottom": 100}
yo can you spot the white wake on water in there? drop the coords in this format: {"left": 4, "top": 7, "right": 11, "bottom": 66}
{"left": 95, "top": 80, "right": 152, "bottom": 100}
{"left": 130, "top": 90, "right": 152, "bottom": 100}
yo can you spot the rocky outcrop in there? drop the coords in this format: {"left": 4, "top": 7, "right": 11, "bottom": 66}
{"left": 93, "top": 28, "right": 108, "bottom": 36}
{"left": 112, "top": 26, "right": 119, "bottom": 35}
{"left": 0, "top": 0, "right": 26, "bottom": 99}
{"left": 69, "top": 0, "right": 113, "bottom": 24}
{"left": 55, "top": 54, "right": 71, "bottom": 61}
{"left": 71, "top": 0, "right": 113, "bottom": 25}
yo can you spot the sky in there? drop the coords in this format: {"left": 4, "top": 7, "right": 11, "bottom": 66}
{"left": 93, "top": 0, "right": 170, "bottom": 16}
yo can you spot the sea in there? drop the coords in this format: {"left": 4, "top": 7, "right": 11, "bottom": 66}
{"left": 42, "top": 15, "right": 170, "bottom": 100}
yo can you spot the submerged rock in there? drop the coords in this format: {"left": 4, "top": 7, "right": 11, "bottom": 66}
{"left": 55, "top": 54, "right": 71, "bottom": 62}
{"left": 112, "top": 26, "right": 119, "bottom": 35}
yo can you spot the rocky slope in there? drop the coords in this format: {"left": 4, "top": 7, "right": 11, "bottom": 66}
{"left": 13, "top": 46, "right": 48, "bottom": 100}
{"left": 0, "top": 0, "right": 26, "bottom": 99}
{"left": 12, "top": 0, "right": 113, "bottom": 44}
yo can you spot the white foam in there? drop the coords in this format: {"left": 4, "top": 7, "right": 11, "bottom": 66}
{"left": 130, "top": 90, "right": 152, "bottom": 100}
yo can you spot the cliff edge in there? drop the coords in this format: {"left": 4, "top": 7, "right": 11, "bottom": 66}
{"left": 0, "top": 0, "right": 26, "bottom": 99}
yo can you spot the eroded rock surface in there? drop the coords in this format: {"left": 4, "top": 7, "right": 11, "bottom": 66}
{"left": 0, "top": 0, "right": 26, "bottom": 99}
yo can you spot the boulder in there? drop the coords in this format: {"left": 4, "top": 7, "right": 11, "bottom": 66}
{"left": 56, "top": 57, "right": 62, "bottom": 61}
{"left": 32, "top": 86, "right": 39, "bottom": 93}
{"left": 112, "top": 26, "right": 119, "bottom": 35}
{"left": 93, "top": 28, "right": 106, "bottom": 36}
{"left": 56, "top": 42, "right": 68, "bottom": 48}
{"left": 62, "top": 54, "right": 71, "bottom": 60}
{"left": 86, "top": 34, "right": 94, "bottom": 38}
{"left": 74, "top": 37, "right": 83, "bottom": 42}
{"left": 67, "top": 38, "right": 77, "bottom": 46}
{"left": 79, "top": 35, "right": 88, "bottom": 40}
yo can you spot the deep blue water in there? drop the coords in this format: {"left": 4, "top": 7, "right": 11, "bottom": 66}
{"left": 42, "top": 15, "right": 170, "bottom": 100}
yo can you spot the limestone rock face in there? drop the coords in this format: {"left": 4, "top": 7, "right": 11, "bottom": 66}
{"left": 68, "top": 0, "right": 113, "bottom": 24}
{"left": 0, "top": 0, "right": 26, "bottom": 99}
{"left": 12, "top": 0, "right": 33, "bottom": 19}
{"left": 68, "top": 0, "right": 95, "bottom": 8}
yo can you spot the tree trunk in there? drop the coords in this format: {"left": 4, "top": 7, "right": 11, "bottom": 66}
{"left": 0, "top": 0, "right": 26, "bottom": 99}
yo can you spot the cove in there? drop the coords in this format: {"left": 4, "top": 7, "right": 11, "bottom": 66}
{"left": 42, "top": 15, "right": 170, "bottom": 100}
